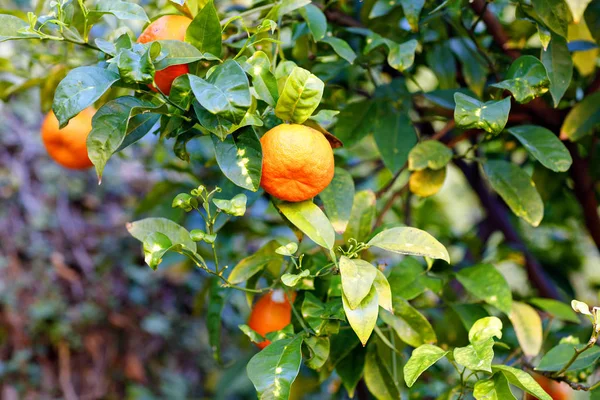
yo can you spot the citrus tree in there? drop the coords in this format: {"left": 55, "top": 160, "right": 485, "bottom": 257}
{"left": 1, "top": 0, "right": 600, "bottom": 398}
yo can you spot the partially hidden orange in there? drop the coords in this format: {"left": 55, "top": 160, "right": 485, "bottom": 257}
{"left": 137, "top": 15, "right": 192, "bottom": 94}
{"left": 248, "top": 290, "right": 295, "bottom": 349}
{"left": 260, "top": 124, "right": 334, "bottom": 202}
{"left": 41, "top": 107, "right": 95, "bottom": 170}
{"left": 525, "top": 375, "right": 572, "bottom": 400}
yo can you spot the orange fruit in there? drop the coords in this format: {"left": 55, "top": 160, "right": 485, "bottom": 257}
{"left": 248, "top": 290, "right": 295, "bottom": 349}
{"left": 260, "top": 124, "right": 334, "bottom": 202}
{"left": 41, "top": 107, "right": 95, "bottom": 170}
{"left": 525, "top": 375, "right": 572, "bottom": 400}
{"left": 137, "top": 15, "right": 192, "bottom": 94}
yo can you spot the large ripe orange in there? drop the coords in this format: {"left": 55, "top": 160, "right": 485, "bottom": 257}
{"left": 248, "top": 290, "right": 295, "bottom": 349}
{"left": 137, "top": 15, "right": 192, "bottom": 94}
{"left": 525, "top": 375, "right": 572, "bottom": 400}
{"left": 41, "top": 107, "right": 95, "bottom": 170}
{"left": 260, "top": 124, "right": 334, "bottom": 202}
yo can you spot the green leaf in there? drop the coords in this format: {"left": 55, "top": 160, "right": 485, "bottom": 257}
{"left": 301, "top": 293, "right": 343, "bottom": 336}
{"left": 536, "top": 343, "right": 600, "bottom": 371}
{"left": 90, "top": 0, "right": 149, "bottom": 21}
{"left": 154, "top": 40, "right": 218, "bottom": 70}
{"left": 456, "top": 264, "right": 512, "bottom": 314}
{"left": 408, "top": 140, "right": 453, "bottom": 171}
{"left": 560, "top": 92, "right": 600, "bottom": 141}
{"left": 585, "top": 1, "right": 600, "bottom": 45}
{"left": 373, "top": 270, "right": 393, "bottom": 312}
{"left": 492, "top": 365, "right": 552, "bottom": 400}
{"left": 244, "top": 51, "right": 279, "bottom": 106}
{"left": 276, "top": 200, "right": 336, "bottom": 249}
{"left": 281, "top": 269, "right": 310, "bottom": 287}
{"left": 342, "top": 285, "right": 379, "bottom": 346}
{"left": 336, "top": 345, "right": 367, "bottom": 397}
{"left": 300, "top": 4, "right": 327, "bottom": 41}
{"left": 87, "top": 97, "right": 161, "bottom": 181}
{"left": 387, "top": 258, "right": 430, "bottom": 300}
{"left": 473, "top": 374, "right": 516, "bottom": 400}
{"left": 321, "top": 36, "right": 357, "bottom": 64}
{"left": 367, "top": 227, "right": 450, "bottom": 263}
{"left": 452, "top": 304, "right": 490, "bottom": 332}
{"left": 528, "top": 298, "right": 579, "bottom": 323}
{"left": 373, "top": 112, "right": 417, "bottom": 174}
{"left": 213, "top": 193, "right": 247, "bottom": 217}
{"left": 531, "top": 0, "right": 569, "bottom": 37}
{"left": 509, "top": 302, "right": 543, "bottom": 357}
{"left": 240, "top": 324, "right": 265, "bottom": 343}
{"left": 275, "top": 66, "right": 324, "bottom": 124}
{"left": 247, "top": 335, "right": 303, "bottom": 400}
{"left": 334, "top": 100, "right": 378, "bottom": 147}
{"left": 142, "top": 232, "right": 174, "bottom": 269}
{"left": 469, "top": 317, "right": 503, "bottom": 343}
{"left": 0, "top": 14, "right": 28, "bottom": 42}
{"left": 507, "top": 125, "right": 572, "bottom": 172}
{"left": 185, "top": 0, "right": 221, "bottom": 57}
{"left": 491, "top": 56, "right": 549, "bottom": 104}
{"left": 404, "top": 344, "right": 448, "bottom": 387}
{"left": 318, "top": 168, "right": 355, "bottom": 234}
{"left": 454, "top": 338, "right": 495, "bottom": 373}
{"left": 208, "top": 278, "right": 226, "bottom": 362}
{"left": 212, "top": 127, "right": 262, "bottom": 191}
{"left": 571, "top": 299, "right": 593, "bottom": 315}
{"left": 482, "top": 160, "right": 544, "bottom": 227}
{"left": 381, "top": 302, "right": 437, "bottom": 348}
{"left": 117, "top": 46, "right": 156, "bottom": 85}
{"left": 275, "top": 242, "right": 298, "bottom": 256}
{"left": 409, "top": 168, "right": 447, "bottom": 198}
{"left": 541, "top": 34, "right": 573, "bottom": 107}
{"left": 453, "top": 93, "right": 511, "bottom": 135}
{"left": 538, "top": 24, "right": 552, "bottom": 50}
{"left": 53, "top": 66, "right": 120, "bottom": 128}
{"left": 277, "top": 0, "right": 312, "bottom": 17}
{"left": 228, "top": 253, "right": 277, "bottom": 284}
{"left": 304, "top": 336, "right": 330, "bottom": 370}
{"left": 343, "top": 190, "right": 376, "bottom": 243}
{"left": 400, "top": 0, "right": 425, "bottom": 32}
{"left": 449, "top": 38, "right": 488, "bottom": 97}
{"left": 364, "top": 344, "right": 402, "bottom": 400}
{"left": 339, "top": 256, "right": 378, "bottom": 309}
{"left": 189, "top": 60, "right": 251, "bottom": 125}
{"left": 127, "top": 217, "right": 197, "bottom": 262}
{"left": 426, "top": 44, "right": 458, "bottom": 89}
{"left": 387, "top": 39, "right": 418, "bottom": 72}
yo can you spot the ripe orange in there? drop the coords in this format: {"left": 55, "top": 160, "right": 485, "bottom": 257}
{"left": 137, "top": 15, "right": 192, "bottom": 94}
{"left": 525, "top": 375, "right": 571, "bottom": 400}
{"left": 260, "top": 124, "right": 334, "bottom": 202}
{"left": 41, "top": 107, "right": 95, "bottom": 170}
{"left": 248, "top": 290, "right": 295, "bottom": 349}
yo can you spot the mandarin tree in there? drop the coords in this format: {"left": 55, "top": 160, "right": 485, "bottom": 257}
{"left": 1, "top": 0, "right": 600, "bottom": 398}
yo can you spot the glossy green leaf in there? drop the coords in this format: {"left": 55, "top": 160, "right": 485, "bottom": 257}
{"left": 454, "top": 338, "right": 495, "bottom": 372}
{"left": 334, "top": 100, "right": 378, "bottom": 147}
{"left": 208, "top": 278, "right": 226, "bottom": 362}
{"left": 90, "top": 0, "right": 149, "bottom": 21}
{"left": 364, "top": 344, "right": 402, "bottom": 400}
{"left": 127, "top": 217, "right": 197, "bottom": 253}
{"left": 228, "top": 253, "right": 277, "bottom": 284}
{"left": 318, "top": 168, "right": 355, "bottom": 234}
{"left": 373, "top": 270, "right": 393, "bottom": 312}
{"left": 0, "top": 14, "right": 28, "bottom": 42}
{"left": 507, "top": 125, "right": 572, "bottom": 172}
{"left": 400, "top": 0, "right": 425, "bottom": 32}
{"left": 336, "top": 345, "right": 367, "bottom": 397}
{"left": 300, "top": 4, "right": 327, "bottom": 41}
{"left": 585, "top": 1, "right": 600, "bottom": 45}
{"left": 482, "top": 160, "right": 544, "bottom": 227}
{"left": 142, "top": 232, "right": 174, "bottom": 269}
{"left": 426, "top": 44, "right": 457, "bottom": 89}
{"left": 536, "top": 343, "right": 600, "bottom": 371}
{"left": 404, "top": 344, "right": 448, "bottom": 387}
{"left": 275, "top": 242, "right": 298, "bottom": 256}
{"left": 373, "top": 112, "right": 417, "bottom": 174}
{"left": 244, "top": 51, "right": 279, "bottom": 106}
{"left": 381, "top": 302, "right": 437, "bottom": 348}
{"left": 367, "top": 227, "right": 450, "bottom": 263}
{"left": 189, "top": 60, "right": 251, "bottom": 125}
{"left": 276, "top": 200, "right": 336, "bottom": 249}
{"left": 212, "top": 127, "right": 262, "bottom": 191}
{"left": 560, "top": 92, "right": 600, "bottom": 141}
{"left": 387, "top": 258, "right": 430, "bottom": 301}
{"left": 453, "top": 93, "right": 511, "bottom": 135}
{"left": 343, "top": 190, "right": 376, "bottom": 243}
{"left": 321, "top": 36, "right": 357, "bottom": 64}
{"left": 528, "top": 298, "right": 579, "bottom": 323}
{"left": 87, "top": 97, "right": 161, "bottom": 181}
{"left": 387, "top": 39, "right": 418, "bottom": 72}
{"left": 117, "top": 46, "right": 155, "bottom": 85}
{"left": 492, "top": 365, "right": 552, "bottom": 400}
{"left": 301, "top": 293, "right": 344, "bottom": 336}
{"left": 509, "top": 302, "right": 543, "bottom": 357}
{"left": 53, "top": 66, "right": 120, "bottom": 128}
{"left": 541, "top": 34, "right": 573, "bottom": 107}
{"left": 213, "top": 193, "right": 247, "bottom": 217}
{"left": 473, "top": 374, "right": 516, "bottom": 400}
{"left": 531, "top": 0, "right": 569, "bottom": 37}
{"left": 456, "top": 264, "right": 512, "bottom": 314}
{"left": 449, "top": 38, "right": 488, "bottom": 97}
{"left": 491, "top": 56, "right": 549, "bottom": 104}
{"left": 281, "top": 269, "right": 310, "bottom": 287}
{"left": 304, "top": 336, "right": 330, "bottom": 370}
{"left": 469, "top": 317, "right": 503, "bottom": 343}
{"left": 339, "top": 256, "right": 377, "bottom": 309}
{"left": 275, "top": 66, "right": 324, "bottom": 123}
{"left": 408, "top": 140, "right": 453, "bottom": 171}
{"left": 154, "top": 40, "right": 218, "bottom": 70}
{"left": 342, "top": 285, "right": 379, "bottom": 346}
{"left": 185, "top": 0, "right": 221, "bottom": 57}
{"left": 247, "top": 335, "right": 303, "bottom": 400}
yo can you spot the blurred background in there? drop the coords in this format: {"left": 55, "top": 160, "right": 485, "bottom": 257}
{"left": 1, "top": 0, "right": 599, "bottom": 399}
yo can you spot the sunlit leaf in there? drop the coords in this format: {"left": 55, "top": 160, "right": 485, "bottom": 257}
{"left": 507, "top": 125, "right": 572, "bottom": 172}
{"left": 212, "top": 127, "right": 262, "bottom": 191}
{"left": 456, "top": 264, "right": 512, "bottom": 314}
{"left": 541, "top": 34, "right": 573, "bottom": 107}
{"left": 453, "top": 93, "right": 511, "bottom": 135}
{"left": 275, "top": 66, "right": 324, "bottom": 124}
{"left": 491, "top": 56, "right": 549, "bottom": 104}
{"left": 560, "top": 92, "right": 600, "bottom": 141}
{"left": 342, "top": 286, "right": 379, "bottom": 346}
{"left": 339, "top": 256, "right": 377, "bottom": 309}
{"left": 492, "top": 365, "right": 552, "bottom": 400}
{"left": 185, "top": 0, "right": 221, "bottom": 57}
{"left": 404, "top": 344, "right": 448, "bottom": 387}
{"left": 367, "top": 227, "right": 450, "bottom": 263}
{"left": 276, "top": 200, "right": 336, "bottom": 249}
{"left": 318, "top": 168, "right": 355, "bottom": 234}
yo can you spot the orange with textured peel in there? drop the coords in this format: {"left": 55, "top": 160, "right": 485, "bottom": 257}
{"left": 260, "top": 124, "right": 334, "bottom": 202}
{"left": 41, "top": 107, "right": 95, "bottom": 170}
{"left": 137, "top": 15, "right": 192, "bottom": 94}
{"left": 248, "top": 290, "right": 295, "bottom": 349}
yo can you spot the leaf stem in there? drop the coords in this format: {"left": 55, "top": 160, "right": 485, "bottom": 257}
{"left": 553, "top": 330, "right": 598, "bottom": 377}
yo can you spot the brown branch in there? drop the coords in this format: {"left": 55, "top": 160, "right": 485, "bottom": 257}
{"left": 470, "top": 0, "right": 520, "bottom": 60}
